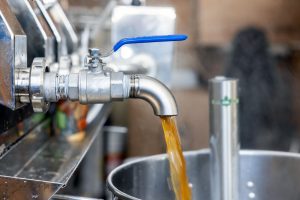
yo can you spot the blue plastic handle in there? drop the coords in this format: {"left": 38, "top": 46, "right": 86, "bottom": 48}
{"left": 113, "top": 34, "right": 188, "bottom": 52}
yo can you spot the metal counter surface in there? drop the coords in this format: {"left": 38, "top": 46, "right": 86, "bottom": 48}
{"left": 0, "top": 104, "right": 111, "bottom": 200}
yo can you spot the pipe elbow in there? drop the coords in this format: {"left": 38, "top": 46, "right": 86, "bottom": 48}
{"left": 128, "top": 75, "right": 178, "bottom": 116}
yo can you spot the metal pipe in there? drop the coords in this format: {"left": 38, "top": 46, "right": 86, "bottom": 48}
{"left": 17, "top": 57, "right": 178, "bottom": 116}
{"left": 209, "top": 76, "right": 239, "bottom": 200}
{"left": 128, "top": 74, "right": 178, "bottom": 116}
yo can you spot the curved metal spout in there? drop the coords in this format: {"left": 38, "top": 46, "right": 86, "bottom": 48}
{"left": 128, "top": 75, "right": 178, "bottom": 116}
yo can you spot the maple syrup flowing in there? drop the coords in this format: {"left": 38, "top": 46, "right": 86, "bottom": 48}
{"left": 161, "top": 116, "right": 192, "bottom": 200}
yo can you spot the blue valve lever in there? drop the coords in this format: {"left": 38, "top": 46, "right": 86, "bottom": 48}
{"left": 100, "top": 34, "right": 188, "bottom": 57}
{"left": 113, "top": 34, "right": 188, "bottom": 52}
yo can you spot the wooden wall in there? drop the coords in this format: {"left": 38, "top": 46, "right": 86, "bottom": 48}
{"left": 198, "top": 0, "right": 300, "bottom": 47}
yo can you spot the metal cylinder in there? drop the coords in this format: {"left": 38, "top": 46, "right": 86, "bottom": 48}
{"left": 78, "top": 70, "right": 111, "bottom": 104}
{"left": 209, "top": 76, "right": 239, "bottom": 200}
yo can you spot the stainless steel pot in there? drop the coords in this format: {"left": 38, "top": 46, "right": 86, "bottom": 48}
{"left": 107, "top": 149, "right": 300, "bottom": 200}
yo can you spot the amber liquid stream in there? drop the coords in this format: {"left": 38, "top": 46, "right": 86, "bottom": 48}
{"left": 161, "top": 116, "right": 192, "bottom": 200}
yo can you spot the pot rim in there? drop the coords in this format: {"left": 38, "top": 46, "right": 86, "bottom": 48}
{"left": 107, "top": 149, "right": 300, "bottom": 200}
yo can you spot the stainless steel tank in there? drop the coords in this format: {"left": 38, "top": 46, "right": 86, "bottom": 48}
{"left": 107, "top": 149, "right": 300, "bottom": 200}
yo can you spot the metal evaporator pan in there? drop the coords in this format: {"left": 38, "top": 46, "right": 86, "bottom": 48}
{"left": 107, "top": 149, "right": 300, "bottom": 200}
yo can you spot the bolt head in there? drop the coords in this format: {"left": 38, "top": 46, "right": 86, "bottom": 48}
{"left": 89, "top": 48, "right": 100, "bottom": 57}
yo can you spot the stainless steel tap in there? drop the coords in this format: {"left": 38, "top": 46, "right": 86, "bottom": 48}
{"left": 15, "top": 59, "right": 177, "bottom": 116}
{"left": 15, "top": 34, "right": 188, "bottom": 116}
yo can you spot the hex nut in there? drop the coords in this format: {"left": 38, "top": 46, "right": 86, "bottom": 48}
{"left": 31, "top": 96, "right": 49, "bottom": 112}
{"left": 68, "top": 73, "right": 79, "bottom": 100}
{"left": 110, "top": 72, "right": 125, "bottom": 100}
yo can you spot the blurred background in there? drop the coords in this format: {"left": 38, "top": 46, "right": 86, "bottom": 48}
{"left": 1, "top": 0, "right": 300, "bottom": 199}
{"left": 56, "top": 0, "right": 300, "bottom": 198}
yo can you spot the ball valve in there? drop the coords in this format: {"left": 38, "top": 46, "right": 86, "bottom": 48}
{"left": 16, "top": 34, "right": 188, "bottom": 116}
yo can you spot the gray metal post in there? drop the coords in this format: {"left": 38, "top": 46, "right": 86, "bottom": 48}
{"left": 209, "top": 76, "right": 239, "bottom": 200}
